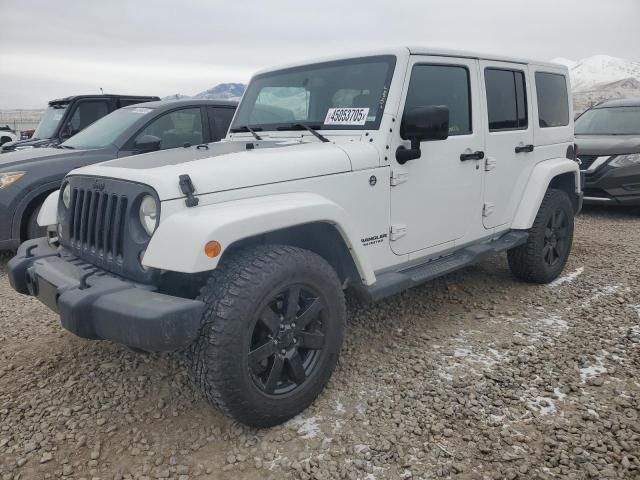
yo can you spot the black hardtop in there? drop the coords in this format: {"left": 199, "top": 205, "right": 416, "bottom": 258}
{"left": 48, "top": 94, "right": 160, "bottom": 106}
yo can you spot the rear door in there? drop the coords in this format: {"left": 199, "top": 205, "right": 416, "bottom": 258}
{"left": 480, "top": 61, "right": 534, "bottom": 229}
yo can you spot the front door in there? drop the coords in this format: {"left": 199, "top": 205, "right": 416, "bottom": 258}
{"left": 480, "top": 61, "right": 534, "bottom": 229}
{"left": 390, "top": 57, "right": 485, "bottom": 256}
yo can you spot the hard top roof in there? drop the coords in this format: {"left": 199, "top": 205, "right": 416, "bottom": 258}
{"left": 254, "top": 46, "right": 566, "bottom": 76}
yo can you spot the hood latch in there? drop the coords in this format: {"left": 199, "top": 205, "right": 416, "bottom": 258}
{"left": 179, "top": 174, "right": 199, "bottom": 207}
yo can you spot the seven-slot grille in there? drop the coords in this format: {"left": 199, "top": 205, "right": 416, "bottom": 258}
{"left": 68, "top": 188, "right": 128, "bottom": 260}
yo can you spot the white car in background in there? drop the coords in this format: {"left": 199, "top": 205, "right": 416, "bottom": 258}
{"left": 0, "top": 126, "right": 18, "bottom": 146}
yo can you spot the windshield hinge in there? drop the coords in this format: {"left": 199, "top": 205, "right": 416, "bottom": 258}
{"left": 179, "top": 174, "right": 199, "bottom": 208}
{"left": 390, "top": 170, "right": 409, "bottom": 186}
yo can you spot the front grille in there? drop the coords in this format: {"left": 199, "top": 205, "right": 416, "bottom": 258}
{"left": 578, "top": 155, "right": 599, "bottom": 170}
{"left": 69, "top": 189, "right": 128, "bottom": 261}
{"left": 60, "top": 176, "right": 159, "bottom": 283}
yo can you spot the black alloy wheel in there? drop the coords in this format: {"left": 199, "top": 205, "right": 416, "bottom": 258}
{"left": 249, "top": 285, "right": 327, "bottom": 395}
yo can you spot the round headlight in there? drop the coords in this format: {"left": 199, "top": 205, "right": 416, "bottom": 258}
{"left": 62, "top": 184, "right": 71, "bottom": 209}
{"left": 139, "top": 195, "right": 158, "bottom": 236}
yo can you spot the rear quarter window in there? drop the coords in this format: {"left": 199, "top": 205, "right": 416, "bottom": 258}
{"left": 535, "top": 72, "right": 569, "bottom": 128}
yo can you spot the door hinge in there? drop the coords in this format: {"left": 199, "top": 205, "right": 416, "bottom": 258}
{"left": 390, "top": 224, "right": 407, "bottom": 241}
{"left": 390, "top": 170, "right": 409, "bottom": 186}
{"left": 485, "top": 157, "right": 497, "bottom": 171}
{"left": 482, "top": 202, "right": 495, "bottom": 217}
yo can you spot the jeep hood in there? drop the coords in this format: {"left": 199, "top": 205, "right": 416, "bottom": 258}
{"left": 70, "top": 140, "right": 379, "bottom": 200}
{"left": 575, "top": 135, "right": 640, "bottom": 156}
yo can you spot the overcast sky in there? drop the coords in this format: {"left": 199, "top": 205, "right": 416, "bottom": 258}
{"left": 1, "top": 0, "right": 638, "bottom": 109}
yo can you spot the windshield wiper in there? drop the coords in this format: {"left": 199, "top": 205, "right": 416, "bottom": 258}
{"left": 277, "top": 123, "right": 330, "bottom": 143}
{"left": 57, "top": 145, "right": 75, "bottom": 149}
{"left": 230, "top": 125, "right": 262, "bottom": 141}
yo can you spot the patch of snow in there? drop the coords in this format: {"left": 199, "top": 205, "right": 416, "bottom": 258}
{"left": 288, "top": 415, "right": 323, "bottom": 439}
{"left": 554, "top": 387, "right": 567, "bottom": 401}
{"left": 541, "top": 315, "right": 569, "bottom": 331}
{"left": 529, "top": 396, "right": 557, "bottom": 416}
{"left": 582, "top": 285, "right": 620, "bottom": 307}
{"left": 580, "top": 356, "right": 607, "bottom": 384}
{"left": 549, "top": 267, "right": 584, "bottom": 288}
{"left": 454, "top": 348, "right": 471, "bottom": 358}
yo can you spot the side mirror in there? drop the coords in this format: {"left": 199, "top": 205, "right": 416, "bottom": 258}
{"left": 134, "top": 135, "right": 161, "bottom": 153}
{"left": 397, "top": 106, "right": 450, "bottom": 164}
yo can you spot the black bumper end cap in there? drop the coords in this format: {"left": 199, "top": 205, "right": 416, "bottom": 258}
{"left": 7, "top": 238, "right": 57, "bottom": 295}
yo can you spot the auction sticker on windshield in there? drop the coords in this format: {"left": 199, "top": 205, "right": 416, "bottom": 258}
{"left": 324, "top": 108, "right": 369, "bottom": 126}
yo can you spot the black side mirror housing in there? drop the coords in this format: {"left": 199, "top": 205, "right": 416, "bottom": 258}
{"left": 134, "top": 135, "right": 161, "bottom": 153}
{"left": 397, "top": 106, "right": 450, "bottom": 164}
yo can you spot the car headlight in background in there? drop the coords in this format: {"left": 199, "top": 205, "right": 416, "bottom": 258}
{"left": 609, "top": 153, "right": 640, "bottom": 168}
{"left": 0, "top": 172, "right": 25, "bottom": 190}
{"left": 62, "top": 183, "right": 71, "bottom": 208}
{"left": 139, "top": 195, "right": 158, "bottom": 236}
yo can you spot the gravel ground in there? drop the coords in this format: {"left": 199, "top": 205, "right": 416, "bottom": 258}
{"left": 1, "top": 206, "right": 639, "bottom": 480}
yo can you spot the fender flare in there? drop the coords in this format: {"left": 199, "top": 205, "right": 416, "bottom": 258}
{"left": 511, "top": 158, "right": 581, "bottom": 229}
{"left": 143, "top": 192, "right": 377, "bottom": 285}
{"left": 37, "top": 190, "right": 60, "bottom": 227}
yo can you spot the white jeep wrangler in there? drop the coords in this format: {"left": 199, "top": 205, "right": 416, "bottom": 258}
{"left": 8, "top": 47, "right": 582, "bottom": 427}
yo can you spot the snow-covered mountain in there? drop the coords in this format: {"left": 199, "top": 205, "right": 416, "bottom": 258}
{"left": 552, "top": 55, "right": 640, "bottom": 112}
{"left": 162, "top": 83, "right": 246, "bottom": 102}
{"left": 194, "top": 83, "right": 246, "bottom": 101}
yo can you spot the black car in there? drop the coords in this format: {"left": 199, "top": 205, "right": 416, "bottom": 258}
{"left": 575, "top": 98, "right": 640, "bottom": 206}
{"left": 0, "top": 99, "right": 237, "bottom": 250}
{"left": 1, "top": 94, "right": 160, "bottom": 153}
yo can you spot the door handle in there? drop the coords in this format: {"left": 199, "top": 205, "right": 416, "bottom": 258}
{"left": 460, "top": 150, "right": 485, "bottom": 161}
{"left": 515, "top": 144, "right": 534, "bottom": 153}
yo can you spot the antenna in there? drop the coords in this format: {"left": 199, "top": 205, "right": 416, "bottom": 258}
{"left": 99, "top": 87, "right": 104, "bottom": 94}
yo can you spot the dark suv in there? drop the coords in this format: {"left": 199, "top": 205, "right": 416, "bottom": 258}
{"left": 576, "top": 98, "right": 640, "bottom": 206}
{"left": 0, "top": 99, "right": 237, "bottom": 250}
{"left": 1, "top": 94, "right": 160, "bottom": 153}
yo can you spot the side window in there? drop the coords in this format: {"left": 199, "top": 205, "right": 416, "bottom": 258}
{"left": 68, "top": 101, "right": 109, "bottom": 134}
{"left": 403, "top": 64, "right": 471, "bottom": 136}
{"left": 208, "top": 107, "right": 235, "bottom": 140}
{"left": 485, "top": 69, "right": 528, "bottom": 131}
{"left": 135, "top": 108, "right": 203, "bottom": 149}
{"left": 535, "top": 72, "right": 569, "bottom": 128}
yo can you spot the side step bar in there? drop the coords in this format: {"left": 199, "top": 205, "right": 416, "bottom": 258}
{"left": 361, "top": 231, "right": 528, "bottom": 302}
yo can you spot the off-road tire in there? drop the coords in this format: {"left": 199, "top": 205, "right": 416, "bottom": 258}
{"left": 508, "top": 188, "right": 574, "bottom": 284}
{"left": 26, "top": 204, "right": 46, "bottom": 240}
{"left": 188, "top": 244, "right": 345, "bottom": 428}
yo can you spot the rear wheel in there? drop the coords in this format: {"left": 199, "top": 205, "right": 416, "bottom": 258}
{"left": 189, "top": 245, "right": 345, "bottom": 427}
{"left": 508, "top": 188, "right": 575, "bottom": 283}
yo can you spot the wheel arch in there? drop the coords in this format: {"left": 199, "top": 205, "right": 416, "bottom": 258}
{"left": 511, "top": 158, "right": 581, "bottom": 230}
{"left": 143, "top": 192, "right": 377, "bottom": 286}
{"left": 14, "top": 181, "right": 62, "bottom": 241}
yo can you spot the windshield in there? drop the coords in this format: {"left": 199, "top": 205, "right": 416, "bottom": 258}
{"left": 231, "top": 55, "right": 396, "bottom": 132}
{"left": 575, "top": 106, "right": 640, "bottom": 135}
{"left": 33, "top": 104, "right": 68, "bottom": 139}
{"left": 61, "top": 106, "right": 154, "bottom": 149}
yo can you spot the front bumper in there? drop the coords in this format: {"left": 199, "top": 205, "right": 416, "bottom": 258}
{"left": 582, "top": 164, "right": 640, "bottom": 206}
{"left": 8, "top": 238, "right": 205, "bottom": 352}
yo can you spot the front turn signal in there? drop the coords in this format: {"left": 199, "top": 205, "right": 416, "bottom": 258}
{"left": 204, "top": 241, "right": 222, "bottom": 258}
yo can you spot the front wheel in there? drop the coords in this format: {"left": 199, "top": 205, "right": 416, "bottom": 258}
{"left": 26, "top": 204, "right": 47, "bottom": 240}
{"left": 189, "top": 245, "right": 345, "bottom": 428}
{"left": 508, "top": 189, "right": 575, "bottom": 284}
